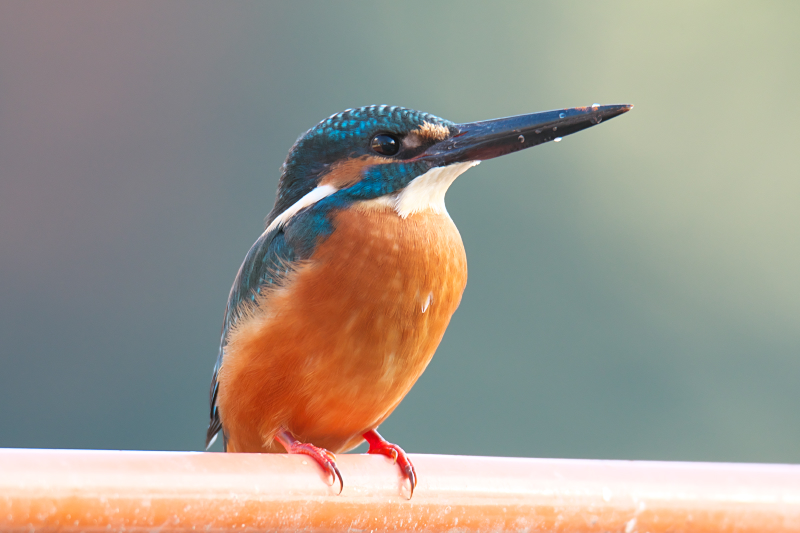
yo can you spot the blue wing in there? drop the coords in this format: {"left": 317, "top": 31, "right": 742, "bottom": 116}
{"left": 205, "top": 192, "right": 345, "bottom": 449}
{"left": 205, "top": 225, "right": 302, "bottom": 450}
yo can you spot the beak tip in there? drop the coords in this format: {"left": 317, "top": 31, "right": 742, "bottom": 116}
{"left": 594, "top": 103, "right": 633, "bottom": 120}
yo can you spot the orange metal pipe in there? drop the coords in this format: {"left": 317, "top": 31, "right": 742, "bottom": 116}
{"left": 1, "top": 448, "right": 799, "bottom": 532}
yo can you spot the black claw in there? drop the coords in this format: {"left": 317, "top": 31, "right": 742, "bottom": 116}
{"left": 405, "top": 465, "right": 416, "bottom": 499}
{"left": 332, "top": 463, "right": 344, "bottom": 495}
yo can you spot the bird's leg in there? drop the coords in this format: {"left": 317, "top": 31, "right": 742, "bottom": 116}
{"left": 275, "top": 428, "right": 343, "bottom": 494}
{"left": 363, "top": 428, "right": 417, "bottom": 497}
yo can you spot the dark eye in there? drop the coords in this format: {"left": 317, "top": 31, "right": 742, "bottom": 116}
{"left": 370, "top": 134, "right": 400, "bottom": 156}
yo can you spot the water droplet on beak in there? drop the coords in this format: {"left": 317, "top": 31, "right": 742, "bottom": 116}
{"left": 559, "top": 112, "right": 566, "bottom": 119}
{"left": 554, "top": 137, "right": 562, "bottom": 142}
{"left": 518, "top": 135, "right": 525, "bottom": 143}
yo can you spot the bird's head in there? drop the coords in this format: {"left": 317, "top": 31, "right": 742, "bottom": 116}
{"left": 268, "top": 103, "right": 632, "bottom": 226}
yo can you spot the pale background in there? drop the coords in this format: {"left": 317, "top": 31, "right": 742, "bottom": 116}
{"left": 1, "top": 2, "right": 798, "bottom": 462}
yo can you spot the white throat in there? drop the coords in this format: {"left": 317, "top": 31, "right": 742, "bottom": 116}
{"left": 387, "top": 160, "right": 479, "bottom": 218}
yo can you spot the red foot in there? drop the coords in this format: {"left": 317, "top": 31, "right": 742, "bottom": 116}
{"left": 276, "top": 429, "right": 343, "bottom": 494}
{"left": 363, "top": 428, "right": 417, "bottom": 498}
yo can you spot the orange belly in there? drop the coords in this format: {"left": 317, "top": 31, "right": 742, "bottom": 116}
{"left": 216, "top": 204, "right": 468, "bottom": 453}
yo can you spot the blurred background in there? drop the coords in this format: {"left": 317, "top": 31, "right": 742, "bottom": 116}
{"left": 1, "top": 2, "right": 799, "bottom": 463}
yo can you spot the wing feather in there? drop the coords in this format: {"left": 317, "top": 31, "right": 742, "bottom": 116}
{"left": 205, "top": 226, "right": 301, "bottom": 450}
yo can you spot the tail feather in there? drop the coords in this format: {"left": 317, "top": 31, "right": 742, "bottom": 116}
{"left": 206, "top": 362, "right": 224, "bottom": 451}
{"left": 206, "top": 416, "right": 222, "bottom": 450}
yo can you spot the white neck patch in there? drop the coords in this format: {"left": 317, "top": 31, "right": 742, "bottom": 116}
{"left": 385, "top": 160, "right": 480, "bottom": 218}
{"left": 265, "top": 184, "right": 337, "bottom": 234}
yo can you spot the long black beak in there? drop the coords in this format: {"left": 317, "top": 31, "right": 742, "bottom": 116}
{"left": 420, "top": 104, "right": 632, "bottom": 166}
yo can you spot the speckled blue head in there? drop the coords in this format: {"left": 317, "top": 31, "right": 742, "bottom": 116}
{"left": 269, "top": 105, "right": 455, "bottom": 223}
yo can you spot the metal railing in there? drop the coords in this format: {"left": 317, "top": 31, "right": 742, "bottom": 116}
{"left": 2, "top": 448, "right": 799, "bottom": 531}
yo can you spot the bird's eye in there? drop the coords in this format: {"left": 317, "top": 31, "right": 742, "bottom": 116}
{"left": 370, "top": 134, "right": 400, "bottom": 156}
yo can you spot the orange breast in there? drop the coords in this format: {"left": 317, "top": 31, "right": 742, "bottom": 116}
{"left": 217, "top": 204, "right": 468, "bottom": 453}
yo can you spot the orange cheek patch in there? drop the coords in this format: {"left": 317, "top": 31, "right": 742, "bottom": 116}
{"left": 318, "top": 155, "right": 387, "bottom": 188}
{"left": 412, "top": 121, "right": 451, "bottom": 142}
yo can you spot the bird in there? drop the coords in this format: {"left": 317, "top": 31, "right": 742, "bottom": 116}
{"left": 206, "top": 103, "right": 632, "bottom": 496}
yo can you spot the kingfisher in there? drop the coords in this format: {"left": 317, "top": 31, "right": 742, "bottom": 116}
{"left": 206, "top": 103, "right": 632, "bottom": 496}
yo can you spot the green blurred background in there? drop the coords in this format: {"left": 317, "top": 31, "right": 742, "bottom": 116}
{"left": 1, "top": 2, "right": 799, "bottom": 463}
